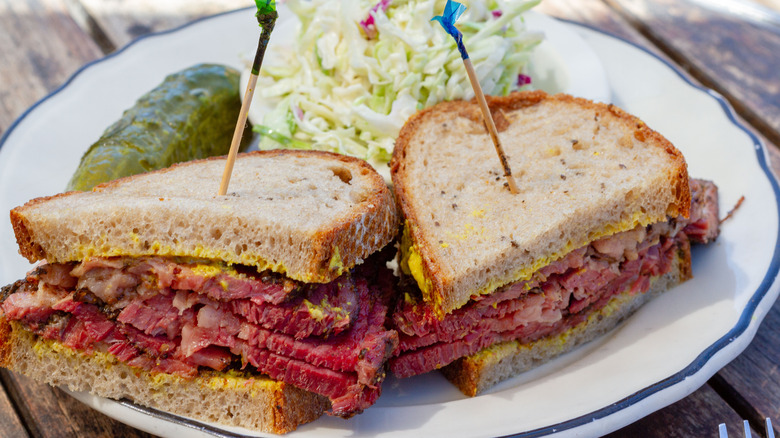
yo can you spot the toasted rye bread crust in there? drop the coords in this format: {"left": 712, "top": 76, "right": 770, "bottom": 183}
{"left": 11, "top": 149, "right": 399, "bottom": 283}
{"left": 0, "top": 317, "right": 329, "bottom": 433}
{"left": 391, "top": 91, "right": 690, "bottom": 316}
{"left": 440, "top": 245, "right": 691, "bottom": 396}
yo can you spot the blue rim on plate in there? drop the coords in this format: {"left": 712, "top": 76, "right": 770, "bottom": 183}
{"left": 2, "top": 8, "right": 780, "bottom": 438}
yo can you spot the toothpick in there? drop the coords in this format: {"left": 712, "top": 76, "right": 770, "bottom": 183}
{"left": 219, "top": 1, "right": 278, "bottom": 196}
{"left": 219, "top": 75, "right": 259, "bottom": 196}
{"left": 462, "top": 58, "right": 519, "bottom": 194}
{"left": 432, "top": 0, "right": 519, "bottom": 194}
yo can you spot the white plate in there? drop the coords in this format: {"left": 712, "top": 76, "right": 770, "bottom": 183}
{"left": 1, "top": 8, "right": 779, "bottom": 438}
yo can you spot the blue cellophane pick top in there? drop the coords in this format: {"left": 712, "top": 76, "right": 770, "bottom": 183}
{"left": 431, "top": 0, "right": 469, "bottom": 59}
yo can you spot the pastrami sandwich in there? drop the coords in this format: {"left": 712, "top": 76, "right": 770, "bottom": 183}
{"left": 0, "top": 150, "right": 400, "bottom": 433}
{"left": 388, "top": 91, "right": 720, "bottom": 395}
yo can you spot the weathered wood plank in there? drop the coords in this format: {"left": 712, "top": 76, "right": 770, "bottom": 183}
{"left": 754, "top": 0, "right": 780, "bottom": 11}
{"left": 1, "top": 371, "right": 153, "bottom": 438}
{"left": 713, "top": 293, "right": 780, "bottom": 433}
{"left": 77, "top": 0, "right": 252, "bottom": 49}
{"left": 0, "top": 372, "right": 29, "bottom": 438}
{"left": 536, "top": 0, "right": 649, "bottom": 45}
{"left": 606, "top": 383, "right": 752, "bottom": 437}
{"left": 0, "top": 0, "right": 103, "bottom": 136}
{"left": 604, "top": 0, "right": 780, "bottom": 150}
{"left": 0, "top": 371, "right": 73, "bottom": 438}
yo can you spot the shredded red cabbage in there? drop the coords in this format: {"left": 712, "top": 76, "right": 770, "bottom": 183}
{"left": 517, "top": 73, "right": 532, "bottom": 86}
{"left": 360, "top": 0, "right": 393, "bottom": 39}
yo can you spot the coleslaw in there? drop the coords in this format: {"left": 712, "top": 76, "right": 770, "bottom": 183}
{"left": 253, "top": 0, "right": 543, "bottom": 169}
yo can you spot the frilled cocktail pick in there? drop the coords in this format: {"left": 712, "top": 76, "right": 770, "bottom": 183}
{"left": 219, "top": 0, "right": 279, "bottom": 196}
{"left": 432, "top": 0, "right": 519, "bottom": 194}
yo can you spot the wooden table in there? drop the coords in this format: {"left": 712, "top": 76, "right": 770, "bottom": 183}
{"left": 1, "top": 0, "right": 779, "bottom": 436}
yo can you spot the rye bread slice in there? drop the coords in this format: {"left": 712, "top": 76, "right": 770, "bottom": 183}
{"left": 11, "top": 149, "right": 399, "bottom": 283}
{"left": 391, "top": 91, "right": 689, "bottom": 317}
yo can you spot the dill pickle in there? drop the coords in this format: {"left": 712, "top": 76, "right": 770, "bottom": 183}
{"left": 67, "top": 63, "right": 248, "bottom": 191}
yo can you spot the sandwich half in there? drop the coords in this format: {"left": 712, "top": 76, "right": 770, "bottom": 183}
{"left": 388, "top": 91, "right": 720, "bottom": 395}
{"left": 1, "top": 149, "right": 400, "bottom": 432}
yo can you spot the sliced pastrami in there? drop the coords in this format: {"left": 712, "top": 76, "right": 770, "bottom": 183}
{"left": 684, "top": 179, "right": 720, "bottom": 244}
{"left": 0, "top": 251, "right": 398, "bottom": 418}
{"left": 236, "top": 279, "right": 397, "bottom": 386}
{"left": 117, "top": 293, "right": 196, "bottom": 339}
{"left": 70, "top": 257, "right": 302, "bottom": 309}
{"left": 229, "top": 279, "right": 359, "bottom": 340}
{"left": 389, "top": 178, "right": 720, "bottom": 379}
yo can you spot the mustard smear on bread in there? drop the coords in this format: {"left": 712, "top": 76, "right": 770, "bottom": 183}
{"left": 398, "top": 221, "right": 435, "bottom": 305}
{"left": 65, "top": 239, "right": 336, "bottom": 283}
{"left": 200, "top": 370, "right": 282, "bottom": 398}
{"left": 327, "top": 246, "right": 346, "bottom": 276}
{"left": 191, "top": 263, "right": 231, "bottom": 278}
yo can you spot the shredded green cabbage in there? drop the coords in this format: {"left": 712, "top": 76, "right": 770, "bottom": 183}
{"left": 254, "top": 0, "right": 542, "bottom": 168}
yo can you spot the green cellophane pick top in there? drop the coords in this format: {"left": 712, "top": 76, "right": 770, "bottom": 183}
{"left": 66, "top": 63, "right": 247, "bottom": 192}
{"left": 255, "top": 0, "right": 276, "bottom": 15}
{"left": 250, "top": 0, "right": 278, "bottom": 76}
